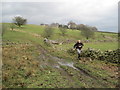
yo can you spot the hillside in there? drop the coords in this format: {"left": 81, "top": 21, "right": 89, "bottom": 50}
{"left": 2, "top": 24, "right": 119, "bottom": 88}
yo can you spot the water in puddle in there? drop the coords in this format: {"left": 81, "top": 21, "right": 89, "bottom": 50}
{"left": 41, "top": 54, "right": 78, "bottom": 70}
{"left": 54, "top": 65, "right": 60, "bottom": 68}
{"left": 58, "top": 61, "right": 79, "bottom": 70}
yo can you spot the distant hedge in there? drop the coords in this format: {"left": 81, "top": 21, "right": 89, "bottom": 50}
{"left": 67, "top": 48, "right": 120, "bottom": 64}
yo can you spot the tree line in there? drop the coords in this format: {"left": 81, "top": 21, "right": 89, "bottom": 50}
{"left": 41, "top": 21, "right": 98, "bottom": 32}
{"left": 8, "top": 16, "right": 97, "bottom": 39}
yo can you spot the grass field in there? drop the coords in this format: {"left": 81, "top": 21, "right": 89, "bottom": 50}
{"left": 55, "top": 42, "right": 118, "bottom": 52}
{"left": 2, "top": 23, "right": 119, "bottom": 88}
{"left": 9, "top": 24, "right": 117, "bottom": 41}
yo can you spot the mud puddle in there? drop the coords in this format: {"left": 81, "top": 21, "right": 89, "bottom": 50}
{"left": 51, "top": 56, "right": 78, "bottom": 70}
{"left": 57, "top": 61, "right": 79, "bottom": 70}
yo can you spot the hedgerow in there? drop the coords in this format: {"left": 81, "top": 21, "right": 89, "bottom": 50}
{"left": 67, "top": 48, "right": 120, "bottom": 63}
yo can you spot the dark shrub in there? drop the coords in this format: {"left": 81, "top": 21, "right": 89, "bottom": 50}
{"left": 67, "top": 48, "right": 76, "bottom": 55}
{"left": 67, "top": 48, "right": 119, "bottom": 64}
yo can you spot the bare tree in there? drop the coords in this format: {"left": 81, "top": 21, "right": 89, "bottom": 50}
{"left": 43, "top": 26, "right": 54, "bottom": 39}
{"left": 81, "top": 25, "right": 94, "bottom": 39}
{"left": 59, "top": 27, "right": 67, "bottom": 36}
{"left": 13, "top": 16, "right": 27, "bottom": 27}
{"left": 77, "top": 24, "right": 85, "bottom": 30}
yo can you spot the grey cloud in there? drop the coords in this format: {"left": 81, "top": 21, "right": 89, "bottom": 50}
{"left": 2, "top": 1, "right": 118, "bottom": 32}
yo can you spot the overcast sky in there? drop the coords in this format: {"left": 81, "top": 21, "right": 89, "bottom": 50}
{"left": 2, "top": 0, "right": 119, "bottom": 32}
